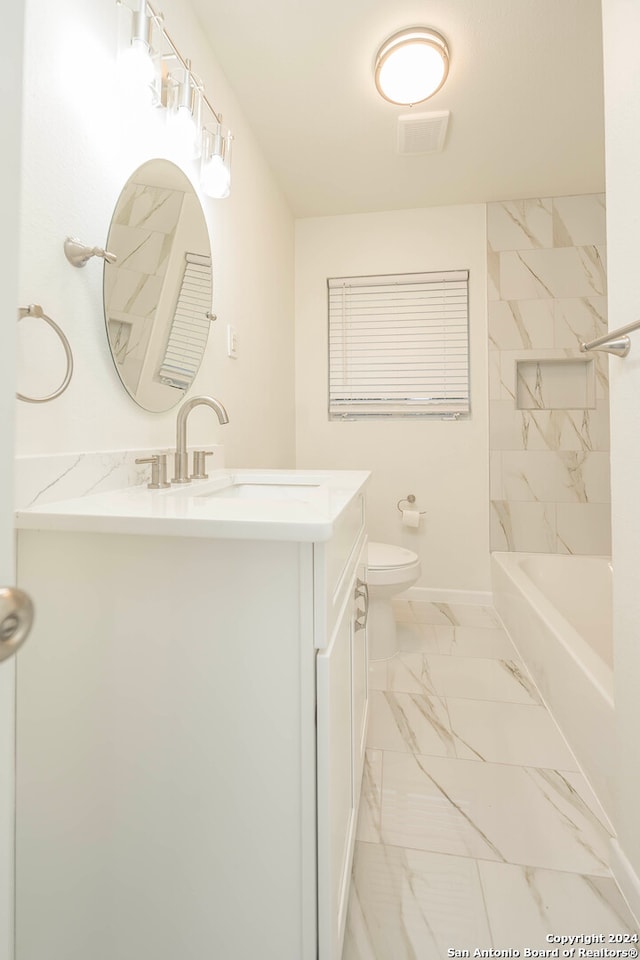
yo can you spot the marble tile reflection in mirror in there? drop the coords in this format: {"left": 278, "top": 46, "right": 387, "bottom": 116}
{"left": 103, "top": 159, "right": 213, "bottom": 412}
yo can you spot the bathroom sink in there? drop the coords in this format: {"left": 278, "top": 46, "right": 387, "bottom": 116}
{"left": 15, "top": 468, "right": 370, "bottom": 542}
{"left": 200, "top": 482, "right": 321, "bottom": 501}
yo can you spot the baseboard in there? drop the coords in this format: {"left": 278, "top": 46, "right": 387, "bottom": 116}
{"left": 609, "top": 839, "right": 640, "bottom": 927}
{"left": 401, "top": 586, "right": 493, "bottom": 606}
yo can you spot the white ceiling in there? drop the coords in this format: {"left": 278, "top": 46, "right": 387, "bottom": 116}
{"left": 190, "top": 0, "right": 605, "bottom": 218}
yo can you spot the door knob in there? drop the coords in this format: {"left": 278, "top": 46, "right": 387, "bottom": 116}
{"left": 0, "top": 587, "right": 34, "bottom": 662}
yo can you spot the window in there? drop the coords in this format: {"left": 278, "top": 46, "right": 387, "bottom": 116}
{"left": 328, "top": 269, "right": 470, "bottom": 419}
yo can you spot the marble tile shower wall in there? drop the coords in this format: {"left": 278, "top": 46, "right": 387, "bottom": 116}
{"left": 104, "top": 182, "right": 183, "bottom": 392}
{"left": 488, "top": 195, "right": 610, "bottom": 555}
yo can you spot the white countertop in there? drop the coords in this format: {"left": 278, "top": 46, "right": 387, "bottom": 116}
{"left": 15, "top": 469, "right": 370, "bottom": 542}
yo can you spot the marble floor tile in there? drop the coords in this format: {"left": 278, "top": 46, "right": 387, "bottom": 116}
{"left": 342, "top": 843, "right": 493, "bottom": 960}
{"left": 395, "top": 623, "right": 517, "bottom": 659}
{"left": 447, "top": 697, "right": 579, "bottom": 769}
{"left": 379, "top": 753, "right": 612, "bottom": 875}
{"left": 395, "top": 621, "right": 441, "bottom": 654}
{"left": 387, "top": 652, "right": 440, "bottom": 697}
{"left": 356, "top": 750, "right": 383, "bottom": 843}
{"left": 410, "top": 602, "right": 500, "bottom": 628}
{"left": 390, "top": 653, "right": 541, "bottom": 704}
{"left": 391, "top": 599, "right": 415, "bottom": 622}
{"left": 436, "top": 625, "right": 517, "bottom": 659}
{"left": 346, "top": 600, "right": 636, "bottom": 960}
{"left": 367, "top": 690, "right": 456, "bottom": 758}
{"left": 478, "top": 861, "right": 637, "bottom": 948}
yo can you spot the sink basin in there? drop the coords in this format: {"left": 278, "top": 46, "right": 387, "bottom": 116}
{"left": 201, "top": 482, "right": 321, "bottom": 501}
{"left": 15, "top": 467, "right": 371, "bottom": 542}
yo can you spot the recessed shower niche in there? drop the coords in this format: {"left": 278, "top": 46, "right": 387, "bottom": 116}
{"left": 515, "top": 358, "right": 595, "bottom": 410}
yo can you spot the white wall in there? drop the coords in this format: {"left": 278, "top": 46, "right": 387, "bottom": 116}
{"left": 295, "top": 206, "right": 489, "bottom": 593}
{"left": 0, "top": 3, "right": 24, "bottom": 956}
{"left": 16, "top": 0, "right": 295, "bottom": 468}
{"left": 602, "top": 0, "right": 640, "bottom": 915}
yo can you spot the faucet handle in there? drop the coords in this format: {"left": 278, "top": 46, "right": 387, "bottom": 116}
{"left": 190, "top": 450, "right": 214, "bottom": 480}
{"left": 135, "top": 455, "right": 171, "bottom": 489}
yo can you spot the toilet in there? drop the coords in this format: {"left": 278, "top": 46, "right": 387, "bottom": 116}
{"left": 367, "top": 541, "right": 421, "bottom": 660}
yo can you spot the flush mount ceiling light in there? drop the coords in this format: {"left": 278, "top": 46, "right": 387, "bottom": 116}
{"left": 374, "top": 27, "right": 449, "bottom": 106}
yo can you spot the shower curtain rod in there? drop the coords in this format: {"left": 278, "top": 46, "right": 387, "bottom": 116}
{"left": 580, "top": 317, "right": 640, "bottom": 358}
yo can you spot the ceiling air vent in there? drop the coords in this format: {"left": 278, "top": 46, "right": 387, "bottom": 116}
{"left": 397, "top": 110, "right": 450, "bottom": 155}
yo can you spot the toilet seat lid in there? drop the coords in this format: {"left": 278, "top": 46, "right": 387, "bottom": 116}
{"left": 368, "top": 541, "right": 419, "bottom": 570}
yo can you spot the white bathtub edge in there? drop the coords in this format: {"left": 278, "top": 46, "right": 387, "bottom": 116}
{"left": 610, "top": 839, "right": 640, "bottom": 927}
{"left": 402, "top": 586, "right": 493, "bottom": 606}
{"left": 491, "top": 550, "right": 616, "bottom": 825}
{"left": 491, "top": 552, "right": 613, "bottom": 709}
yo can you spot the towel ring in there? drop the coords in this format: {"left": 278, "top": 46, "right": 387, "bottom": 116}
{"left": 396, "top": 494, "right": 426, "bottom": 515}
{"left": 17, "top": 304, "right": 74, "bottom": 403}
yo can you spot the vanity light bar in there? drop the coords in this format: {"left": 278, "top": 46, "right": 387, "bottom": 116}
{"left": 143, "top": 0, "right": 221, "bottom": 124}
{"left": 118, "top": 0, "right": 233, "bottom": 196}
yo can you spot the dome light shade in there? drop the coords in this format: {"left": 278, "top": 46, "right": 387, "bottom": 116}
{"left": 374, "top": 28, "right": 449, "bottom": 106}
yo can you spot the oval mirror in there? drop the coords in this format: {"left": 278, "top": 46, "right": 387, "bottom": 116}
{"left": 103, "top": 159, "right": 213, "bottom": 412}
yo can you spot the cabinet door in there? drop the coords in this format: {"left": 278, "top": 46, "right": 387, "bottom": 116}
{"left": 351, "top": 543, "right": 369, "bottom": 808}
{"left": 316, "top": 591, "right": 355, "bottom": 960}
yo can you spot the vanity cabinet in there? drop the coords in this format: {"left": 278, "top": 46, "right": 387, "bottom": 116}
{"left": 15, "top": 491, "right": 368, "bottom": 960}
{"left": 317, "top": 538, "right": 368, "bottom": 959}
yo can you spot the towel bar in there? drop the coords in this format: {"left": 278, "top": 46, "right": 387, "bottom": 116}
{"left": 17, "top": 304, "right": 74, "bottom": 403}
{"left": 580, "top": 317, "right": 640, "bottom": 357}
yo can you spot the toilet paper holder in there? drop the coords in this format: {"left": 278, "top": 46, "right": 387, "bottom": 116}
{"left": 396, "top": 494, "right": 426, "bottom": 515}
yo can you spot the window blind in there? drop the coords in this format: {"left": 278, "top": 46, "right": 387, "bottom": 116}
{"left": 328, "top": 270, "right": 470, "bottom": 419}
{"left": 157, "top": 253, "right": 213, "bottom": 390}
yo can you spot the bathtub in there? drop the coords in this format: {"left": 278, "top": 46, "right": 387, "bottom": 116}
{"left": 492, "top": 552, "right": 615, "bottom": 822}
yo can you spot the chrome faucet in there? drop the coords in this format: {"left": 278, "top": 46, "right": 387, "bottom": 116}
{"left": 172, "top": 395, "right": 229, "bottom": 483}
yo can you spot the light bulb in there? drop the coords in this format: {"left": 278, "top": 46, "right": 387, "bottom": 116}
{"left": 201, "top": 154, "right": 230, "bottom": 199}
{"left": 200, "top": 126, "right": 231, "bottom": 198}
{"left": 118, "top": 39, "right": 158, "bottom": 105}
{"left": 167, "top": 65, "right": 203, "bottom": 160}
{"left": 170, "top": 105, "right": 201, "bottom": 159}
